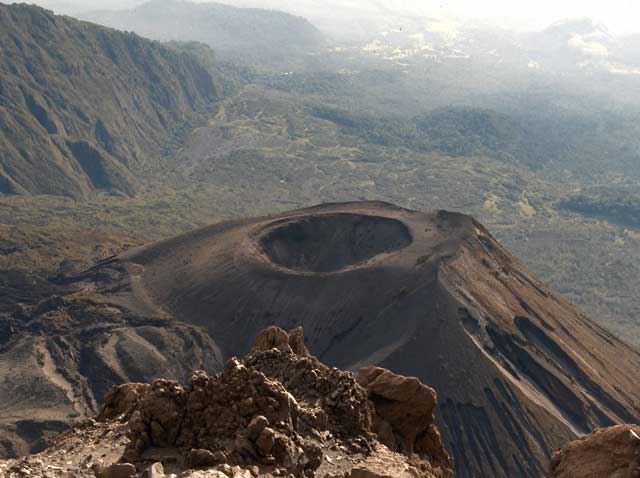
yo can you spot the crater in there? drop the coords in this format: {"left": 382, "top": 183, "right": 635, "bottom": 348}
{"left": 258, "top": 213, "right": 412, "bottom": 273}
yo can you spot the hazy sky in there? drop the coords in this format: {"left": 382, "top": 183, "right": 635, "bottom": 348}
{"left": 12, "top": 0, "right": 640, "bottom": 34}
{"left": 428, "top": 0, "right": 640, "bottom": 33}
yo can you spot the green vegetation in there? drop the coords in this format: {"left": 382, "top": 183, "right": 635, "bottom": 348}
{"left": 0, "top": 3, "right": 223, "bottom": 198}
{"left": 559, "top": 187, "right": 640, "bottom": 229}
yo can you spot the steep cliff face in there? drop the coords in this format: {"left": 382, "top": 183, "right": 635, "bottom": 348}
{"left": 76, "top": 201, "right": 640, "bottom": 478}
{"left": 0, "top": 4, "right": 222, "bottom": 198}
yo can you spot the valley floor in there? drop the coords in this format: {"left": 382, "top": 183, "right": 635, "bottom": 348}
{"left": 2, "top": 86, "right": 639, "bottom": 345}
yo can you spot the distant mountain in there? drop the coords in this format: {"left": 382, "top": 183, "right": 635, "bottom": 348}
{"left": 211, "top": 0, "right": 394, "bottom": 41}
{"left": 80, "top": 0, "right": 325, "bottom": 65}
{"left": 543, "top": 17, "right": 613, "bottom": 39}
{"left": 8, "top": 0, "right": 145, "bottom": 15}
{"left": 0, "top": 3, "right": 223, "bottom": 198}
{"left": 315, "top": 13, "right": 640, "bottom": 83}
{"left": 523, "top": 18, "right": 615, "bottom": 71}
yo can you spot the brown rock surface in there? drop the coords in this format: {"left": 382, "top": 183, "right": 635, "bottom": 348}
{"left": 357, "top": 366, "right": 451, "bottom": 473}
{"left": 251, "top": 326, "right": 311, "bottom": 357}
{"left": 548, "top": 425, "right": 640, "bottom": 478}
{"left": 121, "top": 327, "right": 376, "bottom": 477}
{"left": 99, "top": 384, "right": 151, "bottom": 422}
{"left": 94, "top": 462, "right": 137, "bottom": 478}
{"left": 0, "top": 326, "right": 452, "bottom": 478}
{"left": 357, "top": 366, "right": 437, "bottom": 453}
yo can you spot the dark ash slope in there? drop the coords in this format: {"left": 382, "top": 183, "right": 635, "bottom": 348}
{"left": 81, "top": 201, "right": 640, "bottom": 478}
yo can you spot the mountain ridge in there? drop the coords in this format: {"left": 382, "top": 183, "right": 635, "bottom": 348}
{"left": 80, "top": 0, "right": 325, "bottom": 65}
{"left": 0, "top": 3, "right": 223, "bottom": 198}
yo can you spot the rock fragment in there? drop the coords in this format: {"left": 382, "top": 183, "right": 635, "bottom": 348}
{"left": 93, "top": 462, "right": 137, "bottom": 478}
{"left": 548, "top": 425, "right": 640, "bottom": 478}
{"left": 188, "top": 448, "right": 217, "bottom": 468}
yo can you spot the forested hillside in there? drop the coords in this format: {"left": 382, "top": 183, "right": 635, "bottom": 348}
{"left": 0, "top": 3, "right": 223, "bottom": 198}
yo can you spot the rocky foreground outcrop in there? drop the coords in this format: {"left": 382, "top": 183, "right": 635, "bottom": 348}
{"left": 548, "top": 424, "right": 640, "bottom": 478}
{"left": 0, "top": 326, "right": 453, "bottom": 478}
{"left": 356, "top": 367, "right": 450, "bottom": 468}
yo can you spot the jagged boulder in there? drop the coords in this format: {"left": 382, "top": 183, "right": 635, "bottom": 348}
{"left": 99, "top": 383, "right": 151, "bottom": 421}
{"left": 120, "top": 327, "right": 367, "bottom": 477}
{"left": 124, "top": 360, "right": 318, "bottom": 477}
{"left": 356, "top": 367, "right": 452, "bottom": 476}
{"left": 251, "top": 325, "right": 311, "bottom": 356}
{"left": 357, "top": 367, "right": 435, "bottom": 454}
{"left": 548, "top": 425, "right": 640, "bottom": 478}
{"left": 246, "top": 335, "right": 374, "bottom": 439}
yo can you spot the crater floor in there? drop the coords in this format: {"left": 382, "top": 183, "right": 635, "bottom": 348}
{"left": 257, "top": 213, "right": 412, "bottom": 273}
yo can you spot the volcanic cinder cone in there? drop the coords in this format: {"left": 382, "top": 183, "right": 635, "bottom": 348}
{"left": 90, "top": 201, "right": 640, "bottom": 478}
